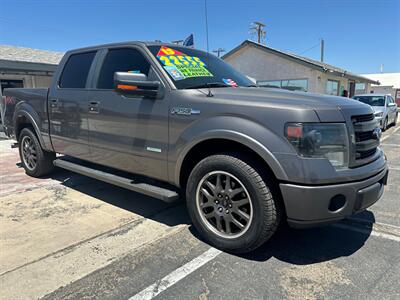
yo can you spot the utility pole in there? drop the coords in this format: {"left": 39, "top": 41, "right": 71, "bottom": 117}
{"left": 212, "top": 48, "right": 225, "bottom": 57}
{"left": 250, "top": 21, "right": 266, "bottom": 44}
{"left": 320, "top": 38, "right": 324, "bottom": 62}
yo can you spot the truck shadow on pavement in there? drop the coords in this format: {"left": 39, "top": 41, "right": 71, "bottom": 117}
{"left": 190, "top": 211, "right": 375, "bottom": 265}
{"left": 39, "top": 167, "right": 191, "bottom": 227}
{"left": 22, "top": 164, "right": 374, "bottom": 265}
{"left": 239, "top": 214, "right": 374, "bottom": 264}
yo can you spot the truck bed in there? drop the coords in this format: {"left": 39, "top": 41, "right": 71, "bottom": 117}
{"left": 2, "top": 88, "right": 49, "bottom": 138}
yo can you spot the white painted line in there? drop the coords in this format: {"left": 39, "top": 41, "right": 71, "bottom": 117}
{"left": 389, "top": 167, "right": 400, "bottom": 171}
{"left": 381, "top": 126, "right": 400, "bottom": 141}
{"left": 380, "top": 143, "right": 400, "bottom": 147}
{"left": 129, "top": 247, "right": 222, "bottom": 300}
{"left": 333, "top": 223, "right": 400, "bottom": 242}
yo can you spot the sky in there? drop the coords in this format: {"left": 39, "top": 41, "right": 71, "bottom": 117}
{"left": 0, "top": 0, "right": 399, "bottom": 74}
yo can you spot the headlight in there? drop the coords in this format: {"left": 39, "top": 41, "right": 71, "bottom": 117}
{"left": 374, "top": 112, "right": 383, "bottom": 118}
{"left": 285, "top": 123, "right": 349, "bottom": 169}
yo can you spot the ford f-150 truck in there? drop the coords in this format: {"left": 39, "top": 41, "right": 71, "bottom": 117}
{"left": 2, "top": 42, "right": 388, "bottom": 253}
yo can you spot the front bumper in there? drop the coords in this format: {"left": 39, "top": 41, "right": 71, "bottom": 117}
{"left": 280, "top": 166, "right": 388, "bottom": 228}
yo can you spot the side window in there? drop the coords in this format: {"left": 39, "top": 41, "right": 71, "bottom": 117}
{"left": 59, "top": 52, "right": 96, "bottom": 88}
{"left": 97, "top": 48, "right": 151, "bottom": 90}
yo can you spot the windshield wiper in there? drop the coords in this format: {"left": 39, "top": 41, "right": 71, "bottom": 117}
{"left": 184, "top": 82, "right": 229, "bottom": 89}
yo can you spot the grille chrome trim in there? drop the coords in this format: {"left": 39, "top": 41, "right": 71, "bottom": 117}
{"left": 351, "top": 113, "right": 379, "bottom": 164}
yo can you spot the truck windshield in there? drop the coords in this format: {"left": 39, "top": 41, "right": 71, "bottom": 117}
{"left": 353, "top": 96, "right": 385, "bottom": 106}
{"left": 147, "top": 45, "right": 254, "bottom": 89}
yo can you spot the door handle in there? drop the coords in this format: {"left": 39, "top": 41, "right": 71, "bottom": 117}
{"left": 49, "top": 99, "right": 59, "bottom": 108}
{"left": 89, "top": 101, "right": 100, "bottom": 113}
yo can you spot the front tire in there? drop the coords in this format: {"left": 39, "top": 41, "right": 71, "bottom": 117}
{"left": 186, "top": 154, "right": 280, "bottom": 253}
{"left": 382, "top": 117, "right": 388, "bottom": 131}
{"left": 18, "top": 127, "right": 55, "bottom": 177}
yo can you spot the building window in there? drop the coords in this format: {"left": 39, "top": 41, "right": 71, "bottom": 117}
{"left": 326, "top": 80, "right": 339, "bottom": 95}
{"left": 0, "top": 79, "right": 24, "bottom": 93}
{"left": 355, "top": 83, "right": 366, "bottom": 95}
{"left": 258, "top": 79, "right": 308, "bottom": 92}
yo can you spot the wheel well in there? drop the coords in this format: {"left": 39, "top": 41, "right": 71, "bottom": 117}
{"left": 179, "top": 139, "right": 278, "bottom": 190}
{"left": 15, "top": 115, "right": 34, "bottom": 141}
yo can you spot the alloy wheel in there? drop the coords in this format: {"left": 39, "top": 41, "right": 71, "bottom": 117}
{"left": 196, "top": 171, "right": 253, "bottom": 239}
{"left": 21, "top": 135, "right": 37, "bottom": 171}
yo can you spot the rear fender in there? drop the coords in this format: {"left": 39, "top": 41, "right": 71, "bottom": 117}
{"left": 13, "top": 103, "right": 50, "bottom": 151}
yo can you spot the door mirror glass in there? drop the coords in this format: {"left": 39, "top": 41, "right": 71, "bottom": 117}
{"left": 114, "top": 72, "right": 160, "bottom": 98}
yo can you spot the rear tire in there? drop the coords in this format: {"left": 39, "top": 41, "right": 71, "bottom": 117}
{"left": 186, "top": 154, "right": 280, "bottom": 253}
{"left": 18, "top": 127, "right": 55, "bottom": 177}
{"left": 394, "top": 113, "right": 398, "bottom": 126}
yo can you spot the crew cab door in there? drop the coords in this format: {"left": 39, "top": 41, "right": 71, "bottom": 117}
{"left": 48, "top": 51, "right": 97, "bottom": 160}
{"left": 86, "top": 47, "right": 169, "bottom": 181}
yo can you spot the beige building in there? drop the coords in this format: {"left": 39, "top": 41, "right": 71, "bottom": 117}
{"left": 223, "top": 40, "right": 377, "bottom": 97}
{"left": 0, "top": 45, "right": 64, "bottom": 98}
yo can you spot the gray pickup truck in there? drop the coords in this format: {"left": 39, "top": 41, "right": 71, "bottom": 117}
{"left": 2, "top": 42, "right": 388, "bottom": 253}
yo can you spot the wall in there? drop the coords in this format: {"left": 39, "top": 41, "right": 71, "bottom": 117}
{"left": 225, "top": 46, "right": 319, "bottom": 93}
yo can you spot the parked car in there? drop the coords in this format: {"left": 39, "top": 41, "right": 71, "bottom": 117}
{"left": 353, "top": 94, "right": 398, "bottom": 131}
{"left": 2, "top": 42, "right": 388, "bottom": 253}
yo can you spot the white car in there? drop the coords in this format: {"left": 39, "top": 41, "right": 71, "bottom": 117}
{"left": 353, "top": 94, "right": 398, "bottom": 131}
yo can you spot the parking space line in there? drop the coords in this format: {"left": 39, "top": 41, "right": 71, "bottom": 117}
{"left": 380, "top": 143, "right": 400, "bottom": 147}
{"left": 381, "top": 126, "right": 400, "bottom": 141}
{"left": 129, "top": 247, "right": 222, "bottom": 300}
{"left": 333, "top": 223, "right": 400, "bottom": 242}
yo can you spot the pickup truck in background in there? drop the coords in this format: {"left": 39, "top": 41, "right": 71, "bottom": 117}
{"left": 2, "top": 42, "right": 388, "bottom": 253}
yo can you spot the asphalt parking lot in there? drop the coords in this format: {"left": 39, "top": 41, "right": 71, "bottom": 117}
{"left": 0, "top": 123, "right": 399, "bottom": 300}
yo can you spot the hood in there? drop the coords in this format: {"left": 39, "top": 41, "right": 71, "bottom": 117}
{"left": 371, "top": 106, "right": 385, "bottom": 114}
{"left": 205, "top": 87, "right": 373, "bottom": 121}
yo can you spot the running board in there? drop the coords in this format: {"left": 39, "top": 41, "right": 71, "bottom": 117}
{"left": 53, "top": 159, "right": 179, "bottom": 203}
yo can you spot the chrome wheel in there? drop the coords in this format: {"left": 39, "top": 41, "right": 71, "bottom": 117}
{"left": 21, "top": 135, "right": 37, "bottom": 171}
{"left": 196, "top": 171, "right": 253, "bottom": 239}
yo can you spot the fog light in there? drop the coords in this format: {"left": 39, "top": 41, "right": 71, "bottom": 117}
{"left": 328, "top": 194, "right": 346, "bottom": 212}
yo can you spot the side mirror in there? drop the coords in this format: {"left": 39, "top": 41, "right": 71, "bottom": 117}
{"left": 388, "top": 102, "right": 396, "bottom": 107}
{"left": 114, "top": 72, "right": 160, "bottom": 98}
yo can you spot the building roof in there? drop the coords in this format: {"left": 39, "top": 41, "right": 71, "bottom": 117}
{"left": 222, "top": 40, "right": 378, "bottom": 84}
{"left": 0, "top": 45, "right": 64, "bottom": 65}
{"left": 361, "top": 73, "right": 400, "bottom": 89}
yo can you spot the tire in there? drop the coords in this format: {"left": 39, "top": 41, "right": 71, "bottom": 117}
{"left": 18, "top": 127, "right": 55, "bottom": 177}
{"left": 394, "top": 113, "right": 398, "bottom": 126}
{"left": 382, "top": 117, "right": 388, "bottom": 132}
{"left": 186, "top": 154, "right": 281, "bottom": 253}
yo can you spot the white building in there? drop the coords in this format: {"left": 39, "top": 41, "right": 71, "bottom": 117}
{"left": 361, "top": 73, "right": 400, "bottom": 103}
{"left": 223, "top": 40, "right": 377, "bottom": 97}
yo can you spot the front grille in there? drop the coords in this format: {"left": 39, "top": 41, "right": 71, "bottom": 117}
{"left": 351, "top": 113, "right": 379, "bottom": 162}
{"left": 356, "top": 130, "right": 373, "bottom": 142}
{"left": 356, "top": 148, "right": 377, "bottom": 159}
{"left": 352, "top": 114, "right": 374, "bottom": 123}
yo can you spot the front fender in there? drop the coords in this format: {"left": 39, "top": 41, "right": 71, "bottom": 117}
{"left": 171, "top": 115, "right": 292, "bottom": 185}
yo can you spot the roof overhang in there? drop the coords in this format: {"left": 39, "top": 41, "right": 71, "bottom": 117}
{"left": 0, "top": 59, "right": 58, "bottom": 74}
{"left": 223, "top": 40, "right": 379, "bottom": 85}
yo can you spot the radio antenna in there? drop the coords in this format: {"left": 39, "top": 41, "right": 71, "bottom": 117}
{"left": 204, "top": 0, "right": 213, "bottom": 97}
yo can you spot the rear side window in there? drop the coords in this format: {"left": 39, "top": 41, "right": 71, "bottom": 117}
{"left": 97, "top": 48, "right": 151, "bottom": 89}
{"left": 59, "top": 52, "right": 96, "bottom": 88}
